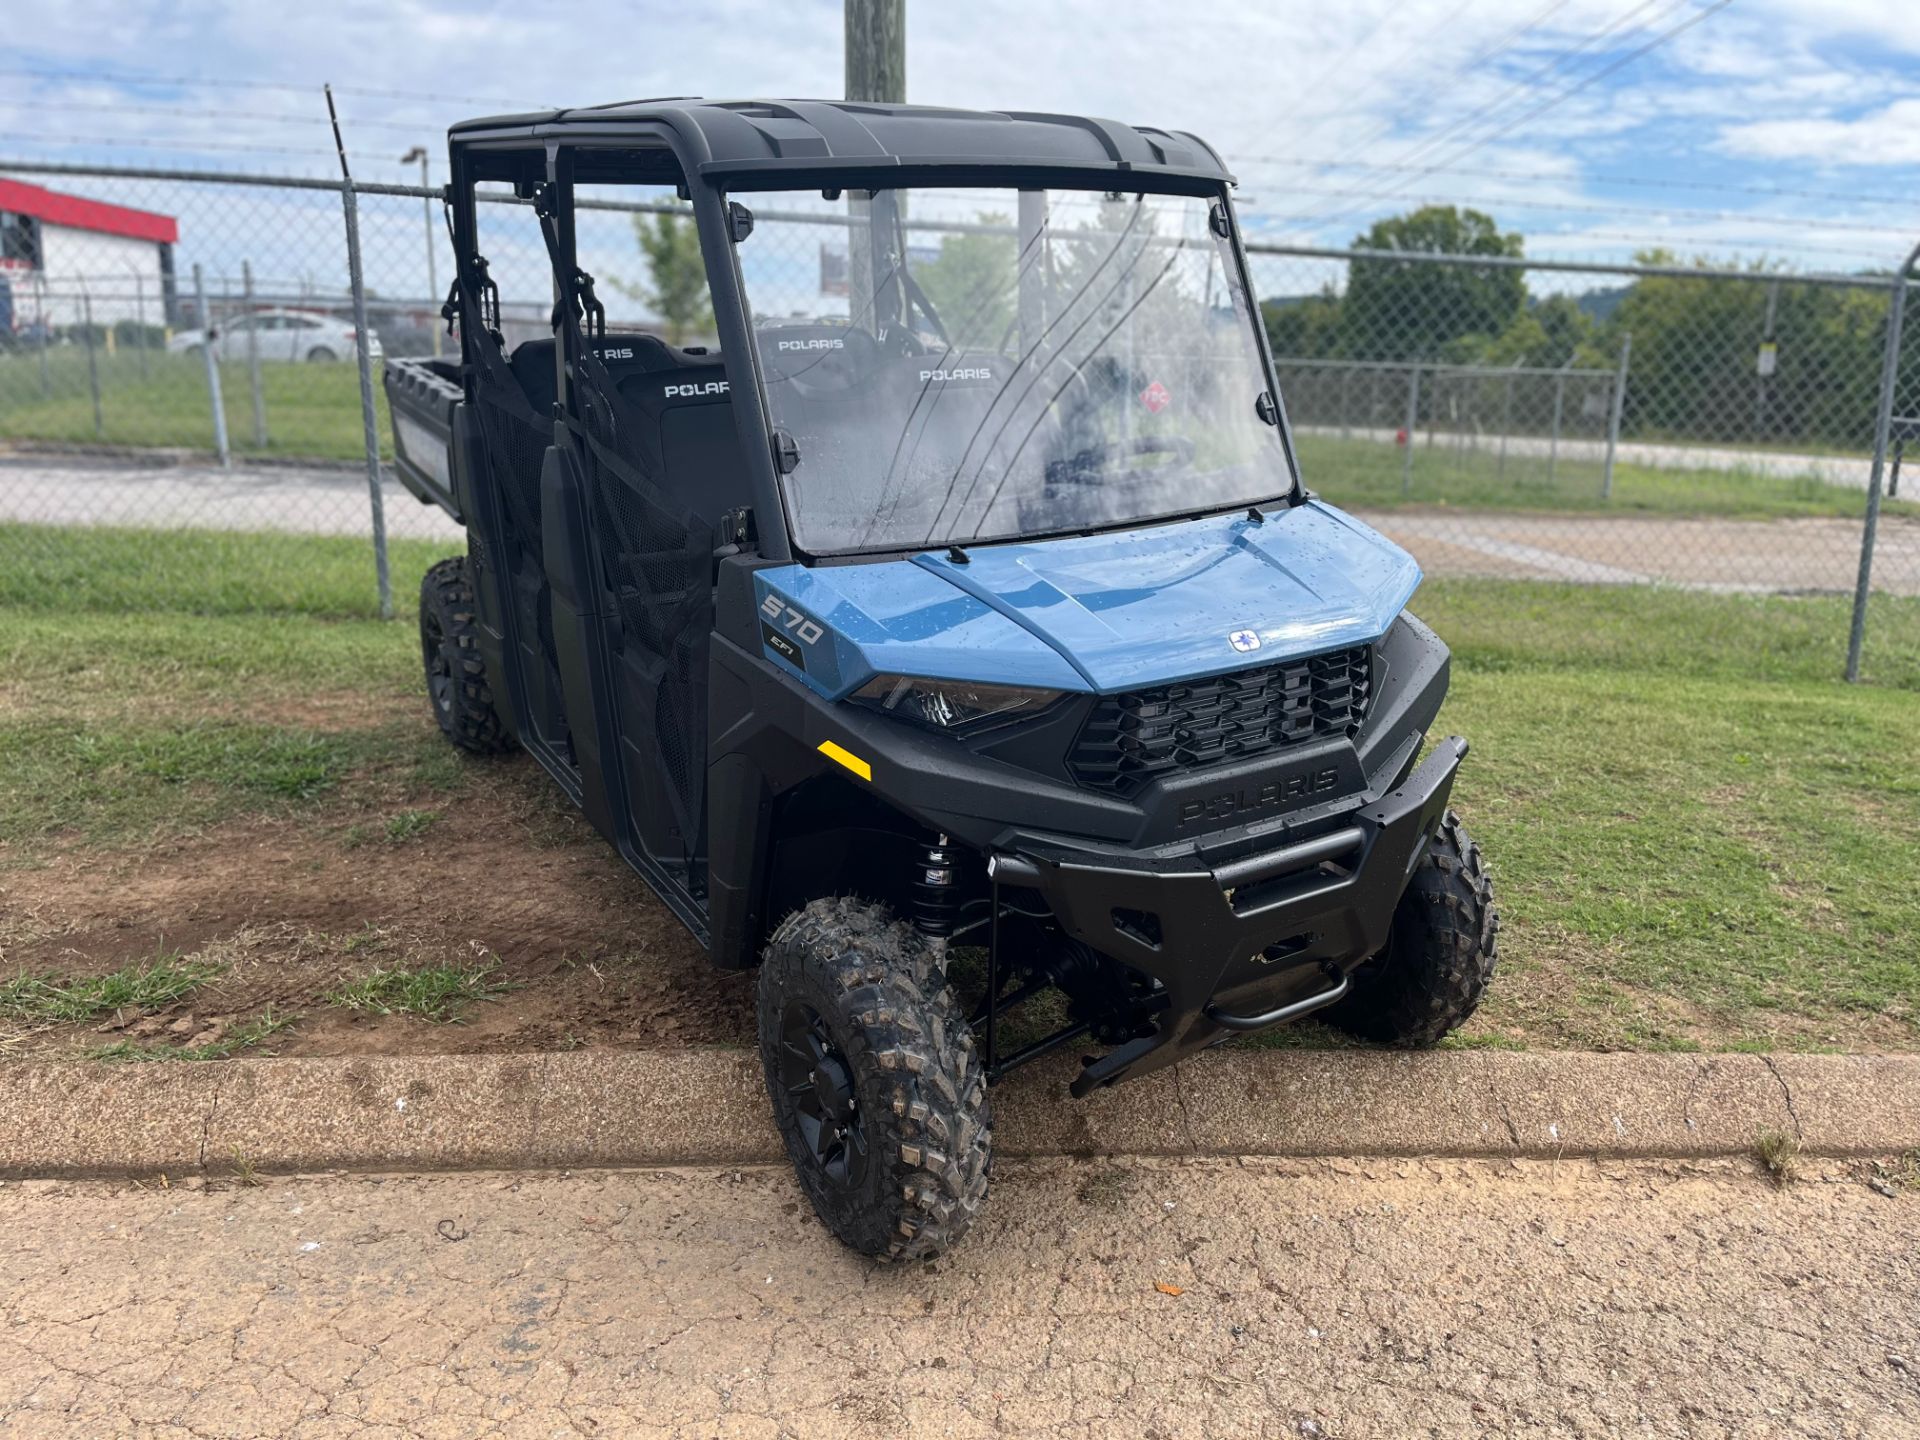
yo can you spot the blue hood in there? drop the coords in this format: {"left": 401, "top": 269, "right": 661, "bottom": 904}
{"left": 754, "top": 501, "right": 1421, "bottom": 697}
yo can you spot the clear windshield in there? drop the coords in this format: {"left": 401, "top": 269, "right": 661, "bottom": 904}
{"left": 736, "top": 186, "right": 1293, "bottom": 554}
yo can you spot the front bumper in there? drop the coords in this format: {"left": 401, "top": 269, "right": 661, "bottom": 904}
{"left": 991, "top": 735, "right": 1467, "bottom": 1095}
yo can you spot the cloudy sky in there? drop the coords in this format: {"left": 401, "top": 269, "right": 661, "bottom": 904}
{"left": 4, "top": 0, "right": 1918, "bottom": 290}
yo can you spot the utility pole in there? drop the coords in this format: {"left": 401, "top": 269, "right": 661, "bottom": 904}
{"left": 843, "top": 0, "right": 904, "bottom": 327}
{"left": 844, "top": 0, "right": 906, "bottom": 103}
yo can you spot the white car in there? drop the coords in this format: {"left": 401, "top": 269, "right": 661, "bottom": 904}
{"left": 167, "top": 308, "right": 381, "bottom": 364}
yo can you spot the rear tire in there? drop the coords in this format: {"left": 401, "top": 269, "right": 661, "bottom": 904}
{"left": 306, "top": 345, "right": 338, "bottom": 363}
{"left": 1324, "top": 810, "right": 1499, "bottom": 1046}
{"left": 419, "top": 556, "right": 514, "bottom": 755}
{"left": 758, "top": 898, "right": 992, "bottom": 1260}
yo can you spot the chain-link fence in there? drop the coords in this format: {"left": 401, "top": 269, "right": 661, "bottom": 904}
{"left": 1, "top": 158, "right": 1914, "bottom": 676}
{"left": 1242, "top": 244, "right": 1919, "bottom": 605}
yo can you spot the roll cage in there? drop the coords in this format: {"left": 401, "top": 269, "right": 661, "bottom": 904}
{"left": 441, "top": 99, "right": 1306, "bottom": 566}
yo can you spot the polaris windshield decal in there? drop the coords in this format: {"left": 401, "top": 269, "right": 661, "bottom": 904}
{"left": 1228, "top": 629, "right": 1262, "bottom": 653}
{"left": 777, "top": 337, "right": 844, "bottom": 351}
{"left": 919, "top": 367, "right": 993, "bottom": 383}
{"left": 664, "top": 380, "right": 730, "bottom": 398}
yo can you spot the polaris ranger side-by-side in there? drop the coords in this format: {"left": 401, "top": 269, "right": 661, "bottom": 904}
{"left": 385, "top": 99, "right": 1498, "bottom": 1260}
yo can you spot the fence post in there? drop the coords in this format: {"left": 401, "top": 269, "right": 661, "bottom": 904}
{"left": 192, "top": 265, "right": 232, "bottom": 468}
{"left": 340, "top": 180, "right": 394, "bottom": 620}
{"left": 1498, "top": 368, "right": 1515, "bottom": 482}
{"left": 34, "top": 277, "right": 51, "bottom": 398}
{"left": 1548, "top": 366, "right": 1566, "bottom": 487}
{"left": 242, "top": 260, "right": 268, "bottom": 450}
{"left": 1845, "top": 245, "right": 1919, "bottom": 683}
{"left": 1602, "top": 331, "right": 1631, "bottom": 500}
{"left": 132, "top": 272, "right": 149, "bottom": 380}
{"left": 1400, "top": 364, "right": 1421, "bottom": 496}
{"left": 80, "top": 291, "right": 105, "bottom": 441}
{"left": 1755, "top": 278, "right": 1779, "bottom": 442}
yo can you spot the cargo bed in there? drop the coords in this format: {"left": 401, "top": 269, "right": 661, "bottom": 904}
{"left": 383, "top": 356, "right": 465, "bottom": 522}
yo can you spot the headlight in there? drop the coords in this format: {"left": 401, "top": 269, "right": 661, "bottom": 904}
{"left": 850, "top": 675, "right": 1062, "bottom": 732}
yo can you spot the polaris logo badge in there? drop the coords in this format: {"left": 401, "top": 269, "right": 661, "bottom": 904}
{"left": 665, "top": 380, "right": 730, "bottom": 398}
{"left": 1177, "top": 769, "right": 1340, "bottom": 829}
{"left": 919, "top": 367, "right": 993, "bottom": 383}
{"left": 778, "top": 337, "right": 844, "bottom": 352}
{"left": 1229, "top": 629, "right": 1262, "bottom": 653}
{"left": 597, "top": 346, "right": 635, "bottom": 360}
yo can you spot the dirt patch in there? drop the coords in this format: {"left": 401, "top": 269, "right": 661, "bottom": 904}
{"left": 0, "top": 758, "right": 753, "bottom": 1061}
{"left": 2, "top": 743, "right": 1909, "bottom": 1064}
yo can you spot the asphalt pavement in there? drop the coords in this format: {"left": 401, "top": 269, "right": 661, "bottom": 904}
{"left": 1, "top": 1156, "right": 1913, "bottom": 1438}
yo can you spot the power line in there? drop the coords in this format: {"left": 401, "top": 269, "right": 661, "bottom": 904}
{"left": 1239, "top": 183, "right": 1920, "bottom": 238}
{"left": 1273, "top": 0, "right": 1682, "bottom": 226}
{"left": 1226, "top": 154, "right": 1920, "bottom": 212}
{"left": 3, "top": 130, "right": 353, "bottom": 159}
{"left": 18, "top": 98, "right": 442, "bottom": 137}
{"left": 1299, "top": 0, "right": 1581, "bottom": 185}
{"left": 1516, "top": 228, "right": 1892, "bottom": 263}
{"left": 1283, "top": 0, "right": 1484, "bottom": 156}
{"left": 1289, "top": 0, "right": 1737, "bottom": 234}
{"left": 0, "top": 66, "right": 533, "bottom": 108}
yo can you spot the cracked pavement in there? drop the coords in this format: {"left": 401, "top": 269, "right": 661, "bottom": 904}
{"left": 1, "top": 1157, "right": 1916, "bottom": 1438}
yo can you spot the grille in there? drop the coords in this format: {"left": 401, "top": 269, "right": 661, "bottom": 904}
{"left": 1069, "top": 645, "right": 1374, "bottom": 796}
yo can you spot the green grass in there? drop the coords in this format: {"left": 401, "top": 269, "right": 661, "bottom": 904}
{"left": 383, "top": 808, "right": 439, "bottom": 842}
{"left": 0, "top": 529, "right": 464, "bottom": 846}
{"left": 326, "top": 961, "right": 514, "bottom": 1023}
{"left": 87, "top": 1007, "right": 300, "bottom": 1063}
{"left": 1, "top": 524, "right": 1917, "bottom": 1050}
{"left": 0, "top": 957, "right": 224, "bottom": 1025}
{"left": 0, "top": 349, "right": 390, "bottom": 463}
{"left": 1297, "top": 433, "right": 1915, "bottom": 521}
{"left": 0, "top": 715, "right": 459, "bottom": 847}
{"left": 1439, "top": 660, "right": 1920, "bottom": 1048}
{"left": 1419, "top": 580, "right": 1920, "bottom": 691}
{"left": 0, "top": 522, "right": 449, "bottom": 619}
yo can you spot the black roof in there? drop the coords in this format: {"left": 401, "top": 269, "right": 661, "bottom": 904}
{"left": 447, "top": 98, "right": 1232, "bottom": 190}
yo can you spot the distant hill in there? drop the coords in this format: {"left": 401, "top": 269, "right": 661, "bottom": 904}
{"left": 1574, "top": 285, "right": 1630, "bottom": 323}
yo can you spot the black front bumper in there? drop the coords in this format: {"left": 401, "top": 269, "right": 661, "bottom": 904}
{"left": 991, "top": 735, "right": 1468, "bottom": 1095}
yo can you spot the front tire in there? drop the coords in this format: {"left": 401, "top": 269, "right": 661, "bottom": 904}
{"left": 1324, "top": 810, "right": 1499, "bottom": 1046}
{"left": 306, "top": 345, "right": 338, "bottom": 363}
{"left": 419, "top": 556, "right": 514, "bottom": 755}
{"left": 758, "top": 898, "right": 992, "bottom": 1260}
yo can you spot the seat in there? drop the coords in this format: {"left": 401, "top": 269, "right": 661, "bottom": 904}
{"left": 507, "top": 334, "right": 750, "bottom": 526}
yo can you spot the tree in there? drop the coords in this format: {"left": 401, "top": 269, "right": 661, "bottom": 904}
{"left": 1342, "top": 206, "right": 1525, "bottom": 360}
{"left": 913, "top": 216, "right": 1017, "bottom": 350}
{"left": 1261, "top": 287, "right": 1344, "bottom": 360}
{"left": 614, "top": 212, "right": 712, "bottom": 345}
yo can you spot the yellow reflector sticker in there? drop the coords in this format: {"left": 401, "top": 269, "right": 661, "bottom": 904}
{"left": 817, "top": 740, "right": 872, "bottom": 781}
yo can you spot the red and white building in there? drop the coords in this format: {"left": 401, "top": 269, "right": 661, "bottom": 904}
{"left": 0, "top": 178, "right": 179, "bottom": 332}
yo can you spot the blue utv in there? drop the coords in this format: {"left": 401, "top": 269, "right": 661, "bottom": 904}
{"left": 384, "top": 99, "right": 1499, "bottom": 1261}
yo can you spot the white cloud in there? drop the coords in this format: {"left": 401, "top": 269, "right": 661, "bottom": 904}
{"left": 1720, "top": 99, "right": 1920, "bottom": 166}
{"left": 2, "top": 0, "right": 1919, "bottom": 276}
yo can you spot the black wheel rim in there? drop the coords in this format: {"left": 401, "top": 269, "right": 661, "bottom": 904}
{"left": 779, "top": 1001, "right": 868, "bottom": 1187}
{"left": 422, "top": 609, "right": 454, "bottom": 717}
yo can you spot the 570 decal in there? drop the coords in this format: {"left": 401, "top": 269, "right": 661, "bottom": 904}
{"left": 760, "top": 594, "right": 824, "bottom": 672}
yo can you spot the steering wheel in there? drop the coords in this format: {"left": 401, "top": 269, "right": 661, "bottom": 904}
{"left": 1047, "top": 434, "right": 1197, "bottom": 486}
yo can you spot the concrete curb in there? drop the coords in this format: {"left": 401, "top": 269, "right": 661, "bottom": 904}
{"left": 2, "top": 1049, "right": 1915, "bottom": 1179}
